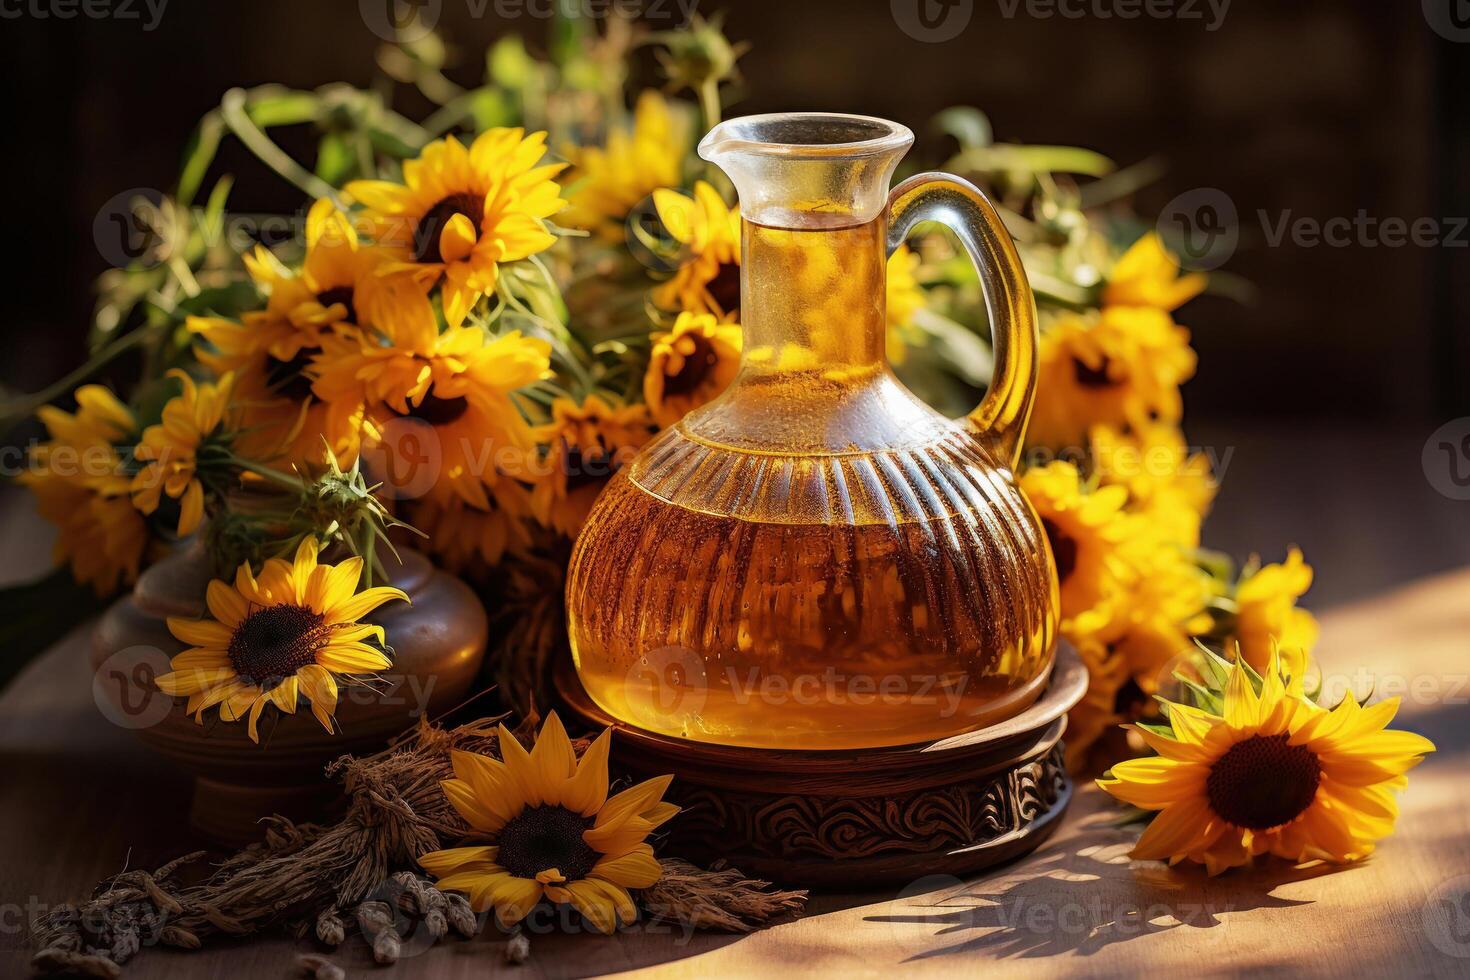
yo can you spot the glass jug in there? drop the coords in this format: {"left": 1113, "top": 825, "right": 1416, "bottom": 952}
{"left": 567, "top": 113, "right": 1059, "bottom": 750}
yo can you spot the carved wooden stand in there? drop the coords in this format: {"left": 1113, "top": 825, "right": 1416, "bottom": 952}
{"left": 557, "top": 642, "right": 1086, "bottom": 888}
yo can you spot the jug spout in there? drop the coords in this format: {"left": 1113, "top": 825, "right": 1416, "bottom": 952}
{"left": 698, "top": 113, "right": 913, "bottom": 228}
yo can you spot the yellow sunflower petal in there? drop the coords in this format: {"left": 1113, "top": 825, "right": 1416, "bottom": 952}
{"left": 489, "top": 876, "right": 542, "bottom": 929}
{"left": 441, "top": 777, "right": 507, "bottom": 834}
{"left": 296, "top": 663, "right": 338, "bottom": 733}
{"left": 582, "top": 817, "right": 657, "bottom": 857}
{"left": 418, "top": 845, "right": 500, "bottom": 877}
{"left": 1130, "top": 797, "right": 1216, "bottom": 861}
{"left": 528, "top": 713, "right": 577, "bottom": 803}
{"left": 563, "top": 729, "right": 612, "bottom": 817}
{"left": 267, "top": 677, "right": 299, "bottom": 714}
{"left": 498, "top": 722, "right": 547, "bottom": 806}
{"left": 562, "top": 878, "right": 633, "bottom": 934}
{"left": 322, "top": 585, "right": 410, "bottom": 626}
{"left": 316, "top": 642, "right": 392, "bottom": 674}
{"left": 588, "top": 843, "right": 662, "bottom": 889}
{"left": 594, "top": 774, "right": 674, "bottom": 829}
{"left": 290, "top": 537, "right": 319, "bottom": 599}
{"left": 177, "top": 479, "right": 205, "bottom": 537}
{"left": 155, "top": 667, "right": 237, "bottom": 696}
{"left": 166, "top": 617, "right": 233, "bottom": 648}
{"left": 439, "top": 213, "right": 478, "bottom": 264}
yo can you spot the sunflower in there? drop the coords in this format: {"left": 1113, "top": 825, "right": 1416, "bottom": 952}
{"left": 1019, "top": 460, "right": 1131, "bottom": 624}
{"left": 524, "top": 395, "right": 655, "bottom": 537}
{"left": 311, "top": 306, "right": 551, "bottom": 509}
{"left": 1099, "top": 653, "right": 1434, "bottom": 874}
{"left": 1102, "top": 231, "right": 1207, "bottom": 312}
{"left": 1230, "top": 548, "right": 1319, "bottom": 676}
{"left": 1029, "top": 306, "right": 1197, "bottom": 451}
{"left": 652, "top": 181, "right": 741, "bottom": 318}
{"left": 154, "top": 537, "right": 408, "bottom": 742}
{"left": 1065, "top": 629, "right": 1130, "bottom": 771}
{"left": 1060, "top": 521, "right": 1212, "bottom": 770}
{"left": 419, "top": 713, "right": 676, "bottom": 933}
{"left": 130, "top": 370, "right": 235, "bottom": 537}
{"left": 189, "top": 200, "right": 425, "bottom": 467}
{"left": 1090, "top": 421, "right": 1215, "bottom": 549}
{"left": 1108, "top": 532, "right": 1213, "bottom": 691}
{"left": 884, "top": 243, "right": 925, "bottom": 365}
{"left": 345, "top": 128, "right": 567, "bottom": 327}
{"left": 561, "top": 90, "right": 689, "bottom": 242}
{"left": 643, "top": 311, "right": 742, "bottom": 428}
{"left": 21, "top": 385, "right": 147, "bottom": 594}
{"left": 407, "top": 487, "right": 534, "bottom": 573}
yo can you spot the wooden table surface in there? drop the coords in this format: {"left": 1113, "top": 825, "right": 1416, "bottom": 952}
{"left": 1, "top": 564, "right": 1467, "bottom": 978}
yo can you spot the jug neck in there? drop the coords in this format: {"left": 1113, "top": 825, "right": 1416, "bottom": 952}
{"left": 736, "top": 214, "right": 888, "bottom": 383}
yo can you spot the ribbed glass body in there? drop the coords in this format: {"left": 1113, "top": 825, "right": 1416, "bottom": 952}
{"left": 566, "top": 206, "right": 1059, "bottom": 749}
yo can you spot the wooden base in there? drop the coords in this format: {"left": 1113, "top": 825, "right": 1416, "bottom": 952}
{"left": 557, "top": 642, "right": 1087, "bottom": 888}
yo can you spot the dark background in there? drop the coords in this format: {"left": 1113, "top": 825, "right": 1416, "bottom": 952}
{"left": 0, "top": 0, "right": 1467, "bottom": 604}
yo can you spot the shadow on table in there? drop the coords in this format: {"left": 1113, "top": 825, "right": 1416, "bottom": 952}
{"left": 862, "top": 810, "right": 1350, "bottom": 962}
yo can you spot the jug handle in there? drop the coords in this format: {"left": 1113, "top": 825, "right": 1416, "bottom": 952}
{"left": 886, "top": 174, "right": 1039, "bottom": 469}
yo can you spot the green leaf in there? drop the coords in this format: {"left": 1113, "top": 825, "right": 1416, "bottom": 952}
{"left": 466, "top": 88, "right": 518, "bottom": 131}
{"left": 177, "top": 110, "right": 225, "bottom": 208}
{"left": 243, "top": 87, "right": 321, "bottom": 128}
{"left": 315, "top": 132, "right": 358, "bottom": 185}
{"left": 951, "top": 144, "right": 1115, "bottom": 178}
{"left": 488, "top": 36, "right": 536, "bottom": 89}
{"left": 932, "top": 106, "right": 992, "bottom": 149}
{"left": 0, "top": 566, "right": 108, "bottom": 690}
{"left": 910, "top": 308, "right": 993, "bottom": 388}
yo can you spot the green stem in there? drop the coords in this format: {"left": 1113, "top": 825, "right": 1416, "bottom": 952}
{"left": 698, "top": 79, "right": 721, "bottom": 134}
{"left": 0, "top": 327, "right": 156, "bottom": 433}
{"left": 219, "top": 88, "right": 340, "bottom": 203}
{"left": 227, "top": 454, "right": 307, "bottom": 492}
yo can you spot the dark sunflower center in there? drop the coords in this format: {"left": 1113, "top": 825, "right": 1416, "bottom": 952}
{"left": 497, "top": 804, "right": 599, "bottom": 881}
{"left": 228, "top": 604, "right": 328, "bottom": 686}
{"left": 706, "top": 261, "right": 741, "bottom": 316}
{"left": 563, "top": 446, "right": 617, "bottom": 493}
{"left": 1040, "top": 517, "right": 1078, "bottom": 583}
{"left": 396, "top": 389, "right": 470, "bottom": 427}
{"left": 662, "top": 332, "right": 718, "bottom": 399}
{"left": 1112, "top": 675, "right": 1146, "bottom": 716}
{"left": 265, "top": 348, "right": 321, "bottom": 403}
{"left": 1072, "top": 356, "right": 1117, "bottom": 388}
{"left": 316, "top": 285, "right": 358, "bottom": 325}
{"left": 413, "top": 192, "right": 484, "bottom": 264}
{"left": 1206, "top": 733, "right": 1322, "bottom": 831}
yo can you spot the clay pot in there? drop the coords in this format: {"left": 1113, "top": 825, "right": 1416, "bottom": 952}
{"left": 91, "top": 541, "right": 487, "bottom": 845}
